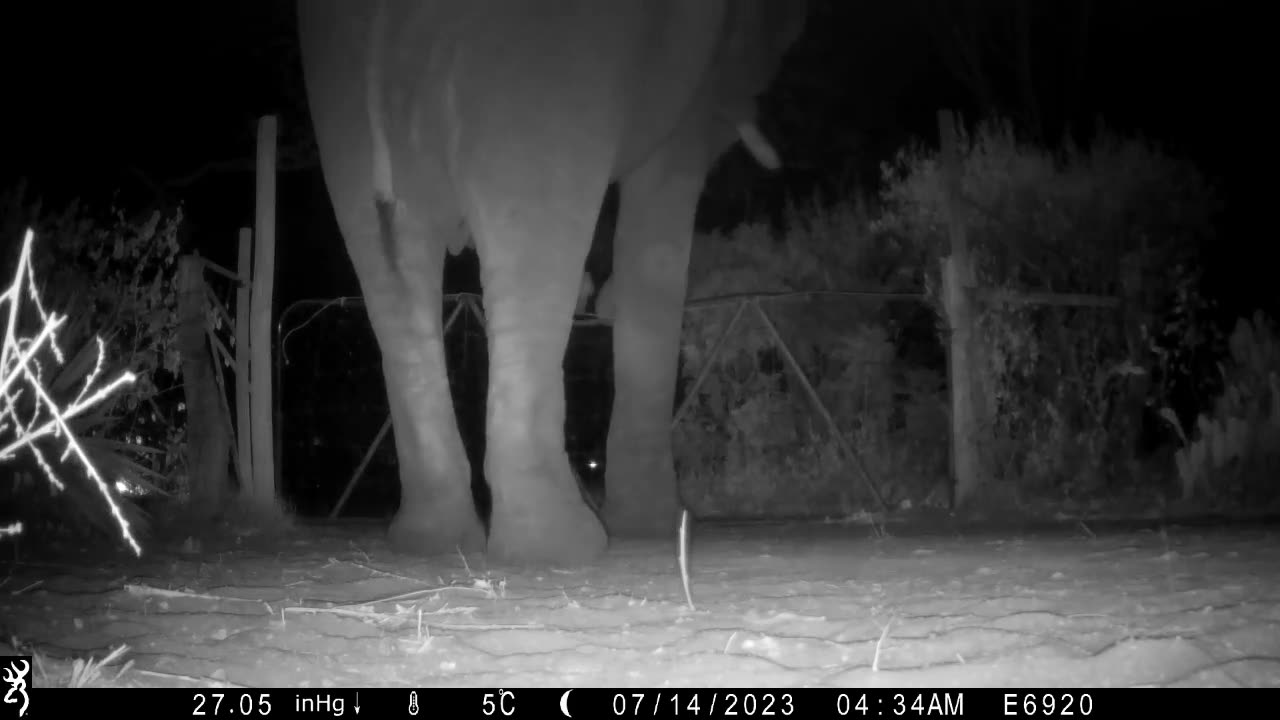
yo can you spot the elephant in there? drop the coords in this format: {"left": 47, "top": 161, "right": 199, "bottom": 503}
{"left": 297, "top": 0, "right": 805, "bottom": 564}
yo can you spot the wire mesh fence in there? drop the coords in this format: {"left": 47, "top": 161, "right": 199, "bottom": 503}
{"left": 675, "top": 290, "right": 947, "bottom": 520}
{"left": 275, "top": 290, "right": 947, "bottom": 520}
{"left": 276, "top": 295, "right": 613, "bottom": 517}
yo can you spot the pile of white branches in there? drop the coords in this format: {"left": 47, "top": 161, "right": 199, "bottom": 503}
{"left": 0, "top": 229, "right": 141, "bottom": 555}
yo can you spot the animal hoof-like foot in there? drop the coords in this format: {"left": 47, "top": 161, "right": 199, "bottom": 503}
{"left": 388, "top": 504, "right": 486, "bottom": 556}
{"left": 487, "top": 498, "right": 607, "bottom": 566}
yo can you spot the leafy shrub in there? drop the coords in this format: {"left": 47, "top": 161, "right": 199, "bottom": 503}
{"left": 1, "top": 229, "right": 145, "bottom": 552}
{"left": 1161, "top": 312, "right": 1280, "bottom": 505}
{"left": 676, "top": 198, "right": 947, "bottom": 517}
{"left": 0, "top": 182, "right": 184, "bottom": 536}
{"left": 875, "top": 117, "right": 1218, "bottom": 497}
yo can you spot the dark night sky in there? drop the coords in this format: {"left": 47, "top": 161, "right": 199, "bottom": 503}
{"left": 0, "top": 1, "right": 1245, "bottom": 313}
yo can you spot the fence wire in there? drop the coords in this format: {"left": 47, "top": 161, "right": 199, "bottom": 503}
{"left": 276, "top": 290, "right": 947, "bottom": 520}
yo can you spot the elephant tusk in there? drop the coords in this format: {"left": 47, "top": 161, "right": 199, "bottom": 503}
{"left": 737, "top": 122, "right": 781, "bottom": 170}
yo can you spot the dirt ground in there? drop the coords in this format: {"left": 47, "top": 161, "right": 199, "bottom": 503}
{"left": 2, "top": 515, "right": 1278, "bottom": 689}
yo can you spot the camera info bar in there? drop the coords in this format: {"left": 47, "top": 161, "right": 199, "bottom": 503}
{"left": 9, "top": 685, "right": 1238, "bottom": 719}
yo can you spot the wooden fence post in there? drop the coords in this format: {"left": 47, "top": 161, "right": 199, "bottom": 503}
{"left": 236, "top": 227, "right": 252, "bottom": 490}
{"left": 248, "top": 115, "right": 278, "bottom": 508}
{"left": 177, "top": 256, "right": 230, "bottom": 512}
{"left": 938, "top": 109, "right": 981, "bottom": 508}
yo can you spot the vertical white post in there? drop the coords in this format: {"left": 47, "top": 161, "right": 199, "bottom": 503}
{"left": 249, "top": 115, "right": 278, "bottom": 506}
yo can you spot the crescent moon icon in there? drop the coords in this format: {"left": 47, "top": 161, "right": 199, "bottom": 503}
{"left": 559, "top": 689, "right": 573, "bottom": 717}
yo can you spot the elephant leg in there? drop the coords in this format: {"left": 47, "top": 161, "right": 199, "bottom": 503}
{"left": 380, "top": 304, "right": 486, "bottom": 554}
{"left": 330, "top": 193, "right": 484, "bottom": 555}
{"left": 604, "top": 151, "right": 703, "bottom": 536}
{"left": 460, "top": 156, "right": 611, "bottom": 565}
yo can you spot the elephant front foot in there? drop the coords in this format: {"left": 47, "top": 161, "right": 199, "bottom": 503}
{"left": 486, "top": 466, "right": 607, "bottom": 565}
{"left": 388, "top": 499, "right": 486, "bottom": 556}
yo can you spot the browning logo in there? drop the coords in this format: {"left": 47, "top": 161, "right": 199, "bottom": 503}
{"left": 2, "top": 657, "right": 29, "bottom": 718}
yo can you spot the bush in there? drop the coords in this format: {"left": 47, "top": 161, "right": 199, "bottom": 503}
{"left": 0, "top": 182, "right": 184, "bottom": 541}
{"left": 1, "top": 229, "right": 143, "bottom": 552}
{"left": 875, "top": 117, "right": 1219, "bottom": 499}
{"left": 1162, "top": 312, "right": 1280, "bottom": 505}
{"left": 676, "top": 198, "right": 947, "bottom": 517}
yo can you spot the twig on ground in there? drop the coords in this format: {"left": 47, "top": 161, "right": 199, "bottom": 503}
{"left": 872, "top": 616, "right": 894, "bottom": 672}
{"left": 679, "top": 508, "right": 695, "bottom": 611}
